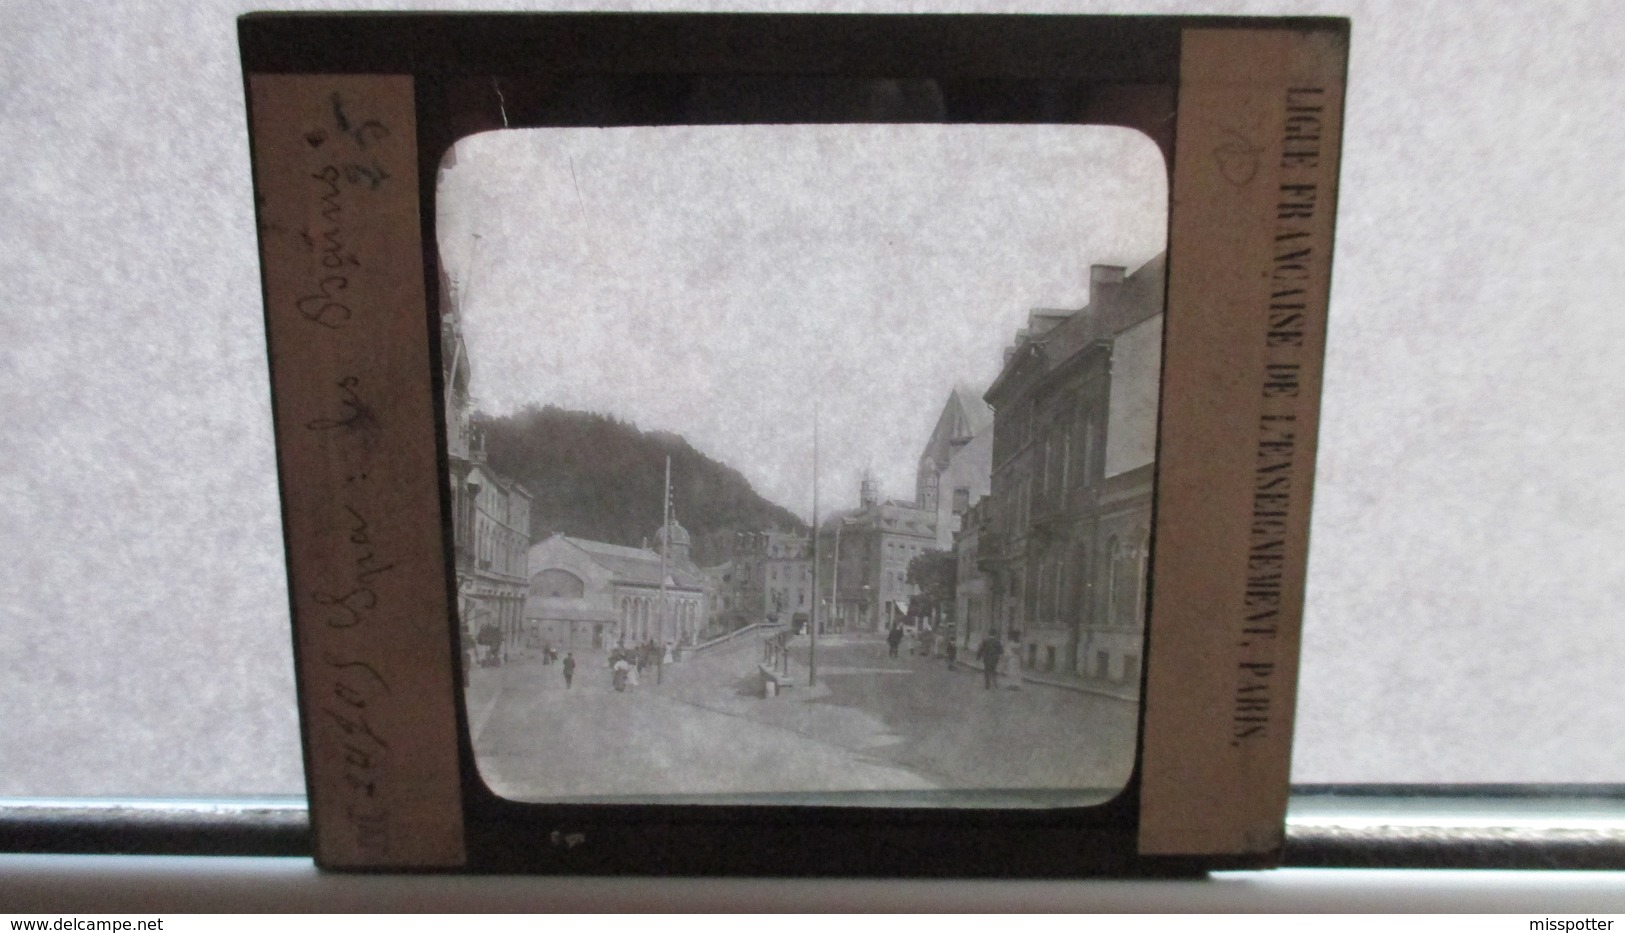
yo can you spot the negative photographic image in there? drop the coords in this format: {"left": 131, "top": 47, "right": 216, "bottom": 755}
{"left": 437, "top": 123, "right": 1168, "bottom": 807}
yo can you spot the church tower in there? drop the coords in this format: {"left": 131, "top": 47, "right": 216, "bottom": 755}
{"left": 860, "top": 469, "right": 879, "bottom": 509}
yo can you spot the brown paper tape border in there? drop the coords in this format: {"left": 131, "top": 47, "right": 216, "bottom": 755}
{"left": 249, "top": 74, "right": 466, "bottom": 868}
{"left": 1138, "top": 28, "right": 1345, "bottom": 857}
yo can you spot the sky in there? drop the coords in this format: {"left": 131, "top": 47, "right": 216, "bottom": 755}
{"left": 436, "top": 123, "right": 1167, "bottom": 522}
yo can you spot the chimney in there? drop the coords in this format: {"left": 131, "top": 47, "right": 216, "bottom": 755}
{"left": 1089, "top": 264, "right": 1126, "bottom": 309}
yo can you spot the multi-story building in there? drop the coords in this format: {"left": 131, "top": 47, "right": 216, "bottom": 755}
{"left": 916, "top": 385, "right": 995, "bottom": 551}
{"left": 723, "top": 529, "right": 813, "bottom": 625}
{"left": 524, "top": 521, "right": 708, "bottom": 650}
{"left": 953, "top": 496, "right": 992, "bottom": 649}
{"left": 443, "top": 302, "right": 533, "bottom": 661}
{"left": 700, "top": 560, "right": 741, "bottom": 634}
{"left": 816, "top": 474, "right": 937, "bottom": 632}
{"left": 980, "top": 254, "right": 1163, "bottom": 684}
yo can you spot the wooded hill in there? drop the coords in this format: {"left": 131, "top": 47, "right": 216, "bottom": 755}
{"left": 476, "top": 405, "right": 807, "bottom": 568}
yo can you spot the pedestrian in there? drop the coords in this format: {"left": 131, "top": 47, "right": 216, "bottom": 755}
{"left": 541, "top": 641, "right": 552, "bottom": 665}
{"left": 625, "top": 658, "right": 640, "bottom": 693}
{"left": 612, "top": 657, "right": 630, "bottom": 692}
{"left": 976, "top": 633, "right": 1003, "bottom": 689}
{"left": 562, "top": 652, "right": 576, "bottom": 689}
{"left": 1000, "top": 632, "right": 1025, "bottom": 690}
{"left": 887, "top": 624, "right": 904, "bottom": 659}
{"left": 946, "top": 639, "right": 958, "bottom": 671}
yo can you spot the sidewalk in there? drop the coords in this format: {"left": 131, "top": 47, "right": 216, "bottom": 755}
{"left": 938, "top": 654, "right": 1140, "bottom": 703}
{"left": 463, "top": 659, "right": 508, "bottom": 744}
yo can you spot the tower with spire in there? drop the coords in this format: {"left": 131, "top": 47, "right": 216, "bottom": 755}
{"left": 859, "top": 468, "right": 879, "bottom": 508}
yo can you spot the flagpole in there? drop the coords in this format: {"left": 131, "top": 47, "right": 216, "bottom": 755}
{"left": 809, "top": 402, "right": 819, "bottom": 688}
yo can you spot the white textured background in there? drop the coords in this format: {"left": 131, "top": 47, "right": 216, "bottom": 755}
{"left": 2, "top": 0, "right": 1622, "bottom": 796}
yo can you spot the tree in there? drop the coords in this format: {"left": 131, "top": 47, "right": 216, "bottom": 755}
{"left": 476, "top": 405, "right": 807, "bottom": 565}
{"left": 906, "top": 550, "right": 957, "bottom": 628}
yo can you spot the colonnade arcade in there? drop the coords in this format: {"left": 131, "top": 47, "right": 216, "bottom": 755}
{"left": 617, "top": 593, "right": 702, "bottom": 645}
{"left": 463, "top": 590, "right": 527, "bottom": 654}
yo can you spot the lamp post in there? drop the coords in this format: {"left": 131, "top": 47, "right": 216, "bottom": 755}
{"left": 830, "top": 519, "right": 842, "bottom": 636}
{"left": 808, "top": 402, "right": 819, "bottom": 688}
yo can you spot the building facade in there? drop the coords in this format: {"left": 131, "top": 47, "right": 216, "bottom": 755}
{"left": 524, "top": 523, "right": 708, "bottom": 651}
{"left": 816, "top": 475, "right": 937, "bottom": 632}
{"left": 979, "top": 254, "right": 1163, "bottom": 684}
{"left": 916, "top": 385, "right": 995, "bottom": 552}
{"left": 700, "top": 559, "right": 740, "bottom": 635}
{"left": 739, "top": 529, "right": 813, "bottom": 623}
{"left": 953, "top": 496, "right": 992, "bottom": 649}
{"left": 701, "top": 528, "right": 812, "bottom": 631}
{"left": 443, "top": 301, "right": 533, "bottom": 661}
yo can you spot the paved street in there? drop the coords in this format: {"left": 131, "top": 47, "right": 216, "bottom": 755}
{"left": 471, "top": 633, "right": 1137, "bottom": 806}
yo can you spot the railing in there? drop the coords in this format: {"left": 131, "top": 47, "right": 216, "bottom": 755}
{"left": 761, "top": 630, "right": 793, "bottom": 678}
{"left": 689, "top": 619, "right": 785, "bottom": 655}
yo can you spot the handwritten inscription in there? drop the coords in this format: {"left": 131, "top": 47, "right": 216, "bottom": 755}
{"left": 293, "top": 93, "right": 393, "bottom": 330}
{"left": 321, "top": 652, "right": 394, "bottom": 856}
{"left": 1233, "top": 86, "right": 1327, "bottom": 747}
{"left": 311, "top": 505, "right": 398, "bottom": 629}
{"left": 287, "top": 88, "right": 409, "bottom": 857}
{"left": 305, "top": 375, "right": 382, "bottom": 448}
{"left": 1213, "top": 128, "right": 1263, "bottom": 187}
{"left": 256, "top": 74, "right": 462, "bottom": 865}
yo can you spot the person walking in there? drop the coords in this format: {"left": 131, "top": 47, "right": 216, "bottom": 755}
{"left": 1000, "top": 632, "right": 1025, "bottom": 690}
{"left": 612, "top": 655, "right": 630, "bottom": 692}
{"left": 562, "top": 652, "right": 576, "bottom": 689}
{"left": 976, "top": 633, "right": 1003, "bottom": 689}
{"left": 887, "top": 624, "right": 904, "bottom": 659}
{"left": 945, "top": 638, "right": 958, "bottom": 672}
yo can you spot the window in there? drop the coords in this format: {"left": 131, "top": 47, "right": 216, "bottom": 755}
{"left": 535, "top": 570, "right": 584, "bottom": 600}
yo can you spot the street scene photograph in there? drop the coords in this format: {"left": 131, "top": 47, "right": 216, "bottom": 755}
{"left": 435, "top": 122, "right": 1167, "bottom": 807}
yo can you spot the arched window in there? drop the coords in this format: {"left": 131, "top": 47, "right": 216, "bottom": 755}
{"left": 533, "top": 569, "right": 585, "bottom": 599}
